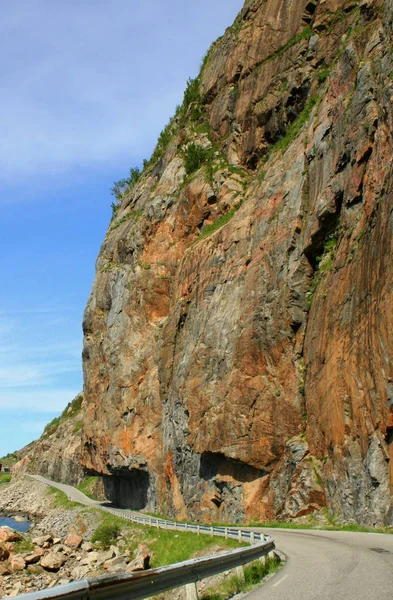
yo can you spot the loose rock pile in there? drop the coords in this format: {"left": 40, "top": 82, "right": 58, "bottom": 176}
{"left": 0, "top": 525, "right": 150, "bottom": 597}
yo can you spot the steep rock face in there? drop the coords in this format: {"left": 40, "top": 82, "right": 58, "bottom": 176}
{"left": 13, "top": 395, "right": 85, "bottom": 486}
{"left": 82, "top": 0, "right": 393, "bottom": 524}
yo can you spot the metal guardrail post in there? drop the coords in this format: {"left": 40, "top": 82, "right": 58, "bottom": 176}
{"left": 197, "top": 525, "right": 200, "bottom": 536}
{"left": 238, "top": 530, "right": 242, "bottom": 543}
{"left": 210, "top": 527, "right": 214, "bottom": 536}
{"left": 186, "top": 582, "right": 199, "bottom": 600}
{"left": 225, "top": 528, "right": 228, "bottom": 539}
{"left": 250, "top": 531, "right": 255, "bottom": 544}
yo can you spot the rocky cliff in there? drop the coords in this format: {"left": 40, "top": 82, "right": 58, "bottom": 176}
{"left": 13, "top": 394, "right": 85, "bottom": 486}
{"left": 81, "top": 0, "right": 393, "bottom": 525}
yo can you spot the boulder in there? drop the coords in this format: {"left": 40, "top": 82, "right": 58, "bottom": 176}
{"left": 64, "top": 534, "right": 83, "bottom": 549}
{"left": 126, "top": 544, "right": 150, "bottom": 572}
{"left": 70, "top": 565, "right": 90, "bottom": 579}
{"left": 106, "top": 562, "right": 128, "bottom": 573}
{"left": 81, "top": 542, "right": 94, "bottom": 552}
{"left": 80, "top": 551, "right": 100, "bottom": 567}
{"left": 24, "top": 551, "right": 44, "bottom": 564}
{"left": 32, "top": 535, "right": 53, "bottom": 547}
{"left": 0, "top": 527, "right": 22, "bottom": 543}
{"left": 0, "top": 563, "right": 11, "bottom": 576}
{"left": 0, "top": 544, "right": 10, "bottom": 562}
{"left": 40, "top": 552, "right": 66, "bottom": 571}
{"left": 104, "top": 555, "right": 129, "bottom": 570}
{"left": 9, "top": 554, "right": 26, "bottom": 571}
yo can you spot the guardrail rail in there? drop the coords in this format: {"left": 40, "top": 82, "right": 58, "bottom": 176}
{"left": 10, "top": 477, "right": 277, "bottom": 600}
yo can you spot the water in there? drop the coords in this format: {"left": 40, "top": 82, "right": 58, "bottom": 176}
{"left": 0, "top": 516, "right": 30, "bottom": 533}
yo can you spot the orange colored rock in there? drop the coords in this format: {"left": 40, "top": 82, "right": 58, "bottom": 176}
{"left": 81, "top": 0, "right": 393, "bottom": 526}
{"left": 0, "top": 528, "right": 22, "bottom": 543}
{"left": 9, "top": 554, "right": 26, "bottom": 571}
{"left": 64, "top": 534, "right": 83, "bottom": 549}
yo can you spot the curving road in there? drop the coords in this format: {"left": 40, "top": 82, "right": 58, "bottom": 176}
{"left": 29, "top": 475, "right": 393, "bottom": 599}
{"left": 245, "top": 527, "right": 393, "bottom": 600}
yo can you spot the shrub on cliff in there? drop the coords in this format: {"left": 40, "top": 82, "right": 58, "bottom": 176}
{"left": 183, "top": 143, "right": 211, "bottom": 175}
{"left": 92, "top": 522, "right": 121, "bottom": 549}
{"left": 110, "top": 167, "right": 142, "bottom": 216}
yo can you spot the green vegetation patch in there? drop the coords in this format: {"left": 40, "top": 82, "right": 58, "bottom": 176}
{"left": 183, "top": 143, "right": 212, "bottom": 175}
{"left": 91, "top": 512, "right": 244, "bottom": 568}
{"left": 0, "top": 472, "right": 11, "bottom": 484}
{"left": 267, "top": 96, "right": 318, "bottom": 159}
{"left": 42, "top": 394, "right": 83, "bottom": 438}
{"left": 0, "top": 452, "right": 18, "bottom": 468}
{"left": 92, "top": 522, "right": 121, "bottom": 549}
{"left": 201, "top": 556, "right": 281, "bottom": 600}
{"left": 307, "top": 234, "right": 339, "bottom": 307}
{"left": 249, "top": 516, "right": 393, "bottom": 534}
{"left": 14, "top": 538, "right": 34, "bottom": 553}
{"left": 111, "top": 167, "right": 142, "bottom": 215}
{"left": 77, "top": 476, "right": 102, "bottom": 500}
{"left": 47, "top": 487, "right": 81, "bottom": 510}
{"left": 111, "top": 210, "right": 143, "bottom": 230}
{"left": 195, "top": 202, "right": 243, "bottom": 243}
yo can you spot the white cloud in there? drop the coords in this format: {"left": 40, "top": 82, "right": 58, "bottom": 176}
{"left": 0, "top": 0, "right": 242, "bottom": 184}
{"left": 0, "top": 304, "right": 82, "bottom": 406}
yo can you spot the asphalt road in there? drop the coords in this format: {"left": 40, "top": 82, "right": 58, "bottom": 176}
{"left": 29, "top": 475, "right": 393, "bottom": 599}
{"left": 245, "top": 528, "right": 393, "bottom": 600}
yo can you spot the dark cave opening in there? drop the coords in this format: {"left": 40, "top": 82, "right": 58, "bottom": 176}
{"left": 199, "top": 452, "right": 267, "bottom": 483}
{"left": 103, "top": 468, "right": 150, "bottom": 510}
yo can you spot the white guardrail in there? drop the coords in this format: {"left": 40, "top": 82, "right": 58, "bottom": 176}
{"left": 7, "top": 506, "right": 276, "bottom": 600}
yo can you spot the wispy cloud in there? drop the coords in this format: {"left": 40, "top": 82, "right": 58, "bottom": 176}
{"left": 0, "top": 301, "right": 82, "bottom": 409}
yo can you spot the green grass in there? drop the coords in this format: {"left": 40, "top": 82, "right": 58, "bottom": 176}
{"left": 195, "top": 203, "right": 243, "bottom": 243}
{"left": 42, "top": 394, "right": 83, "bottom": 438}
{"left": 249, "top": 519, "right": 393, "bottom": 534}
{"left": 0, "top": 453, "right": 19, "bottom": 468}
{"left": 201, "top": 556, "right": 281, "bottom": 599}
{"left": 92, "top": 513, "right": 245, "bottom": 568}
{"left": 76, "top": 476, "right": 102, "bottom": 500}
{"left": 307, "top": 234, "right": 339, "bottom": 307}
{"left": 110, "top": 210, "right": 143, "bottom": 230}
{"left": 183, "top": 143, "right": 212, "bottom": 175}
{"left": 92, "top": 522, "right": 121, "bottom": 549}
{"left": 267, "top": 96, "right": 318, "bottom": 159}
{"left": 47, "top": 487, "right": 81, "bottom": 510}
{"left": 0, "top": 472, "right": 11, "bottom": 484}
{"left": 14, "top": 538, "right": 34, "bottom": 553}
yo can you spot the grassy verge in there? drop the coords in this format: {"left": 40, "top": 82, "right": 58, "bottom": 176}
{"left": 201, "top": 556, "right": 281, "bottom": 600}
{"left": 90, "top": 512, "right": 246, "bottom": 568}
{"left": 141, "top": 509, "right": 393, "bottom": 536}
{"left": 249, "top": 519, "right": 393, "bottom": 534}
{"left": 0, "top": 472, "right": 11, "bottom": 484}
{"left": 47, "top": 487, "right": 82, "bottom": 510}
{"left": 76, "top": 476, "right": 102, "bottom": 500}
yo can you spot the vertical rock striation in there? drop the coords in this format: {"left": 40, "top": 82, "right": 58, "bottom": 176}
{"left": 82, "top": 0, "right": 393, "bottom": 525}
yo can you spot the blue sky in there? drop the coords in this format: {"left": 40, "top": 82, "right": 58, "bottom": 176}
{"left": 0, "top": 0, "right": 243, "bottom": 456}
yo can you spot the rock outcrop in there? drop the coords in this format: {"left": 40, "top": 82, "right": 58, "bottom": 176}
{"left": 13, "top": 395, "right": 85, "bottom": 486}
{"left": 81, "top": 0, "right": 393, "bottom": 525}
